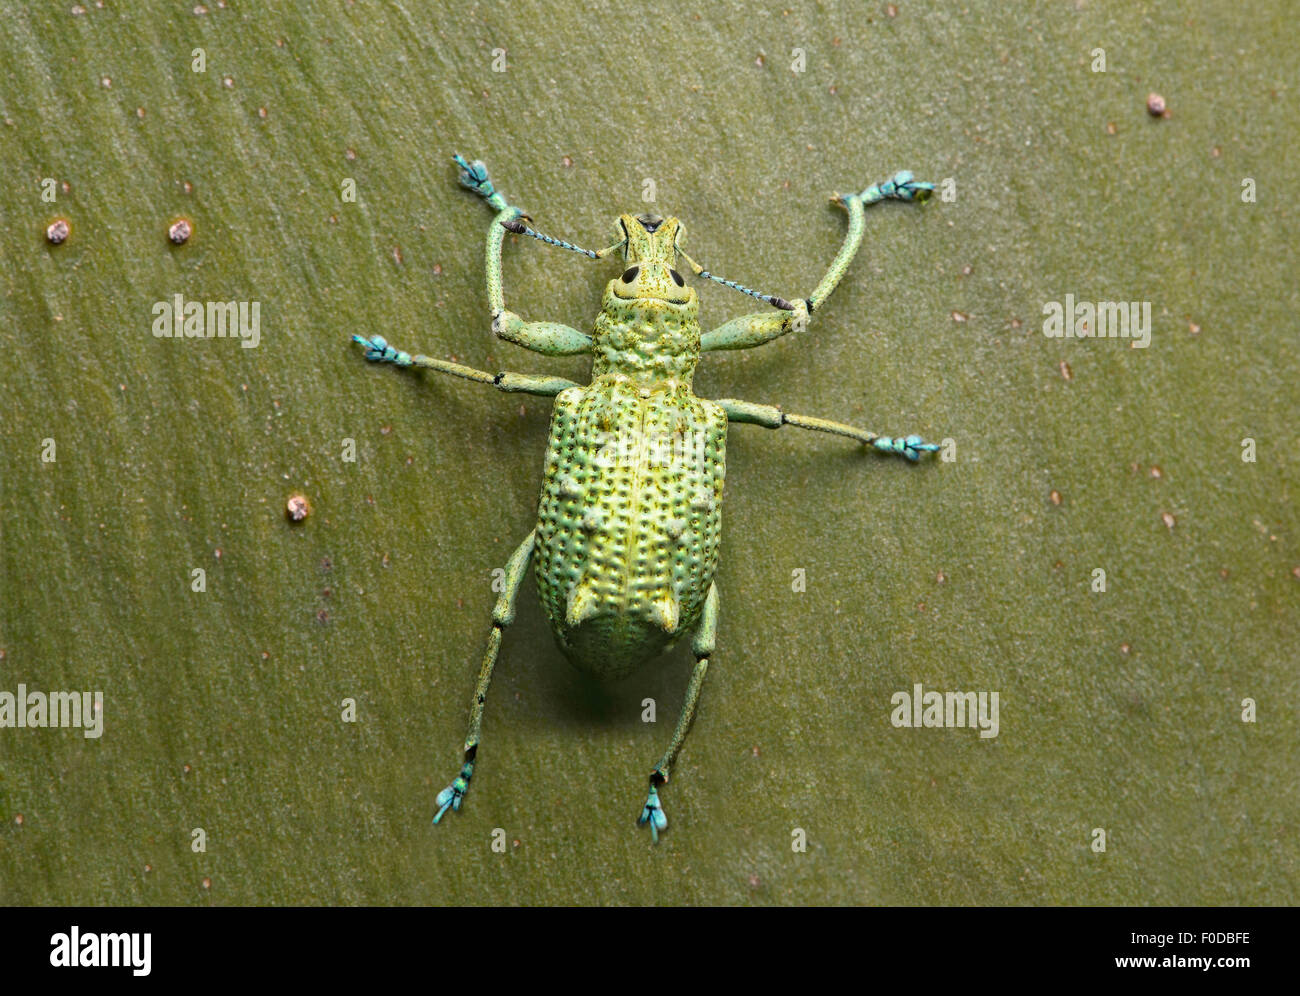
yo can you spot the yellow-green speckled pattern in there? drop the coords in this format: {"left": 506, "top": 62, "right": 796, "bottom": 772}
{"left": 352, "top": 169, "right": 941, "bottom": 836}
{"left": 534, "top": 264, "right": 726, "bottom": 679}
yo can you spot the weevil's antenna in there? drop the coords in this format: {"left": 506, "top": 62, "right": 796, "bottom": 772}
{"left": 500, "top": 218, "right": 624, "bottom": 260}
{"left": 675, "top": 247, "right": 795, "bottom": 311}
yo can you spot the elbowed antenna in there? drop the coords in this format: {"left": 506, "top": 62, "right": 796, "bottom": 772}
{"left": 501, "top": 214, "right": 795, "bottom": 311}
{"left": 499, "top": 212, "right": 793, "bottom": 312}
{"left": 673, "top": 170, "right": 936, "bottom": 313}
{"left": 499, "top": 217, "right": 624, "bottom": 260}
{"left": 675, "top": 247, "right": 795, "bottom": 311}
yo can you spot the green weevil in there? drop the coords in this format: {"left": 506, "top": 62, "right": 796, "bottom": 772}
{"left": 352, "top": 154, "right": 940, "bottom": 841}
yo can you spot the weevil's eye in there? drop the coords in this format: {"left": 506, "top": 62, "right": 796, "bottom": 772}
{"left": 669, "top": 268, "right": 684, "bottom": 287}
{"left": 621, "top": 266, "right": 640, "bottom": 283}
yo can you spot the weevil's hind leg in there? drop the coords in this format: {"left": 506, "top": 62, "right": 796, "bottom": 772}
{"left": 433, "top": 530, "right": 536, "bottom": 824}
{"left": 639, "top": 583, "right": 719, "bottom": 842}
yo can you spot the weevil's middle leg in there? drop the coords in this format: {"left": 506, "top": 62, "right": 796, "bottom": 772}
{"left": 433, "top": 530, "right": 536, "bottom": 824}
{"left": 698, "top": 171, "right": 934, "bottom": 352}
{"left": 639, "top": 583, "right": 719, "bottom": 843}
{"left": 352, "top": 334, "right": 579, "bottom": 398}
{"left": 714, "top": 397, "right": 940, "bottom": 461}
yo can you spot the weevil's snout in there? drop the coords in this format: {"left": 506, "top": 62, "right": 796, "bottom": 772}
{"left": 611, "top": 213, "right": 693, "bottom": 305}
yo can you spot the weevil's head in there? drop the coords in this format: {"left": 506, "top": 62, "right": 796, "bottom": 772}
{"left": 591, "top": 212, "right": 701, "bottom": 386}
{"left": 607, "top": 212, "right": 695, "bottom": 307}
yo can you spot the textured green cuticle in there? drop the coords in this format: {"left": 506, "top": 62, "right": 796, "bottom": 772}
{"left": 354, "top": 156, "right": 941, "bottom": 841}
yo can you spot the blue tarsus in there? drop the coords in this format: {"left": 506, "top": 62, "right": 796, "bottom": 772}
{"left": 352, "top": 334, "right": 412, "bottom": 366}
{"left": 862, "top": 170, "right": 935, "bottom": 204}
{"left": 433, "top": 761, "right": 475, "bottom": 824}
{"left": 452, "top": 154, "right": 509, "bottom": 212}
{"left": 638, "top": 784, "right": 668, "bottom": 843}
{"left": 873, "top": 434, "right": 941, "bottom": 462}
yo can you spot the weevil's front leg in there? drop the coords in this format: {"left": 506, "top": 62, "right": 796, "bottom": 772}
{"left": 699, "top": 171, "right": 934, "bottom": 352}
{"left": 453, "top": 154, "right": 593, "bottom": 357}
{"left": 639, "top": 583, "right": 719, "bottom": 843}
{"left": 715, "top": 397, "right": 940, "bottom": 462}
{"left": 433, "top": 530, "right": 536, "bottom": 824}
{"left": 351, "top": 334, "right": 578, "bottom": 398}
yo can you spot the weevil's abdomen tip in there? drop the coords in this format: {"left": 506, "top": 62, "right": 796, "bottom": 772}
{"left": 650, "top": 594, "right": 681, "bottom": 634}
{"left": 565, "top": 581, "right": 600, "bottom": 627}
